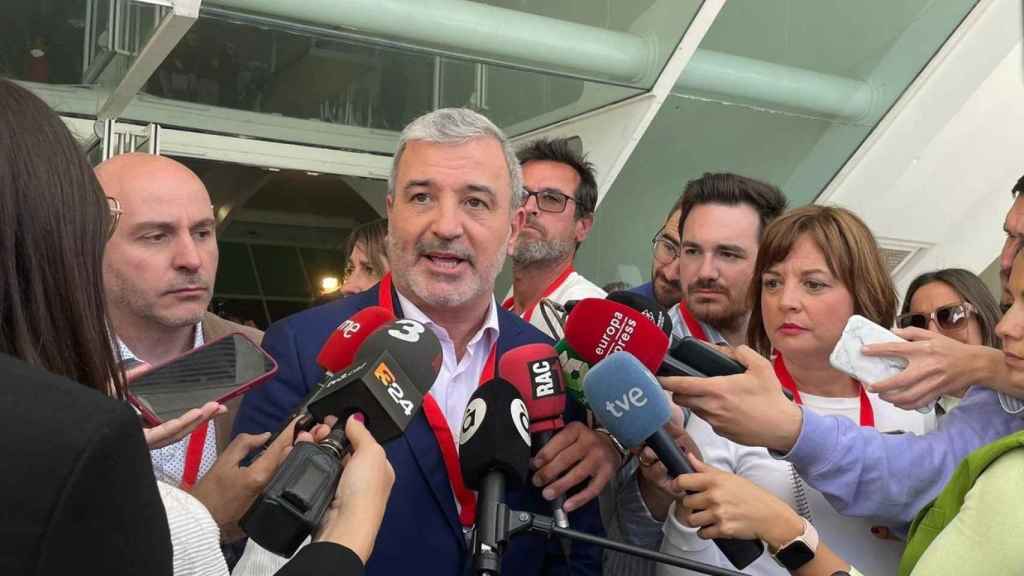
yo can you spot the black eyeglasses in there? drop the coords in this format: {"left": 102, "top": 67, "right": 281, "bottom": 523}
{"left": 651, "top": 231, "right": 680, "bottom": 264}
{"left": 523, "top": 188, "right": 576, "bottom": 214}
{"left": 896, "top": 302, "right": 975, "bottom": 332}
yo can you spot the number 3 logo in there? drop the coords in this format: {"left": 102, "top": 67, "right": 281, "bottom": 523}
{"left": 388, "top": 319, "right": 425, "bottom": 343}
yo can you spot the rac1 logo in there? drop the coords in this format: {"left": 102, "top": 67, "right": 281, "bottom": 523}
{"left": 373, "top": 362, "right": 414, "bottom": 416}
{"left": 528, "top": 358, "right": 562, "bottom": 399}
{"left": 604, "top": 387, "right": 647, "bottom": 418}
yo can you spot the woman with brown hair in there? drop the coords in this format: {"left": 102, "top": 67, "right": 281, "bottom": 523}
{"left": 659, "top": 206, "right": 934, "bottom": 576}
{"left": 0, "top": 79, "right": 394, "bottom": 576}
{"left": 0, "top": 78, "right": 173, "bottom": 574}
{"left": 898, "top": 268, "right": 1002, "bottom": 415}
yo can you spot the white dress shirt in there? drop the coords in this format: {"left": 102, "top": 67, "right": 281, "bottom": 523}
{"left": 396, "top": 290, "right": 501, "bottom": 436}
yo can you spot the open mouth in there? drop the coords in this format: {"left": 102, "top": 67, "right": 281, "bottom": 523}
{"left": 422, "top": 252, "right": 468, "bottom": 270}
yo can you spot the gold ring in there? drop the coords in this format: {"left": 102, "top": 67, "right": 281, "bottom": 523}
{"left": 638, "top": 454, "right": 658, "bottom": 467}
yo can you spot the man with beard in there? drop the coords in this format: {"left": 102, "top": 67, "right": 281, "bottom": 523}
{"left": 503, "top": 137, "right": 606, "bottom": 338}
{"left": 232, "top": 109, "right": 604, "bottom": 575}
{"left": 630, "top": 198, "right": 684, "bottom": 310}
{"left": 97, "top": 153, "right": 263, "bottom": 485}
{"left": 607, "top": 173, "right": 786, "bottom": 576}
{"left": 669, "top": 173, "right": 787, "bottom": 347}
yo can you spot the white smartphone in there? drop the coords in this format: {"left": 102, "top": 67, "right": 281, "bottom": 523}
{"left": 829, "top": 314, "right": 908, "bottom": 384}
{"left": 829, "top": 315, "right": 932, "bottom": 413}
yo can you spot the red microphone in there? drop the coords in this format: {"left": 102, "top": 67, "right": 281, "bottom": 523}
{"left": 499, "top": 342, "right": 571, "bottom": 533}
{"left": 316, "top": 306, "right": 396, "bottom": 373}
{"left": 563, "top": 298, "right": 670, "bottom": 373}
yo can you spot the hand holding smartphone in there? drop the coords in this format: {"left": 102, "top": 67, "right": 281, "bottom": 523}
{"left": 829, "top": 315, "right": 932, "bottom": 413}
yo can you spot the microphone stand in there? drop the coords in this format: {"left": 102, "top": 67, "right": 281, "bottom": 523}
{"left": 498, "top": 508, "right": 749, "bottom": 576}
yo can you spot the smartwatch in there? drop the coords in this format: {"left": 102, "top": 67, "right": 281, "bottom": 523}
{"left": 772, "top": 517, "right": 819, "bottom": 570}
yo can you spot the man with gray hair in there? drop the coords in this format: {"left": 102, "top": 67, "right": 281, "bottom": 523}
{"left": 233, "top": 108, "right": 604, "bottom": 575}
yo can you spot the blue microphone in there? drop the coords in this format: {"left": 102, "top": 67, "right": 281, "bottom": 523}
{"left": 584, "top": 351, "right": 764, "bottom": 570}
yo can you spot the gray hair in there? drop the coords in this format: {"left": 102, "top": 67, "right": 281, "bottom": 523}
{"left": 388, "top": 108, "right": 524, "bottom": 209}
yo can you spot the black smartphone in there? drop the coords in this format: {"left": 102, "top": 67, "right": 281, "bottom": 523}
{"left": 666, "top": 336, "right": 746, "bottom": 377}
{"left": 127, "top": 333, "right": 278, "bottom": 426}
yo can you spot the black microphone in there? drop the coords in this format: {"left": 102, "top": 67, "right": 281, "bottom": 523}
{"left": 241, "top": 319, "right": 440, "bottom": 557}
{"left": 354, "top": 318, "right": 443, "bottom": 395}
{"left": 459, "top": 379, "right": 532, "bottom": 576}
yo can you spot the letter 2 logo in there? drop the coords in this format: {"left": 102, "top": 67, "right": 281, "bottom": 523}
{"left": 387, "top": 319, "right": 425, "bottom": 343}
{"left": 510, "top": 399, "right": 531, "bottom": 448}
{"left": 373, "top": 362, "right": 414, "bottom": 416}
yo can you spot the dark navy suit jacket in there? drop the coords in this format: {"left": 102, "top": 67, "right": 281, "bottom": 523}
{"left": 628, "top": 281, "right": 656, "bottom": 303}
{"left": 234, "top": 284, "right": 604, "bottom": 576}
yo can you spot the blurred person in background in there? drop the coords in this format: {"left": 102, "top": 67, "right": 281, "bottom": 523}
{"left": 897, "top": 268, "right": 1002, "bottom": 415}
{"left": 339, "top": 218, "right": 389, "bottom": 297}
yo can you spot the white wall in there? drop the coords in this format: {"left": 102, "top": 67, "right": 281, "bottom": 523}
{"left": 820, "top": 0, "right": 1023, "bottom": 297}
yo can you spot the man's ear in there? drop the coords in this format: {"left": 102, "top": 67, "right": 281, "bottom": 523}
{"left": 385, "top": 193, "right": 394, "bottom": 215}
{"left": 575, "top": 214, "right": 594, "bottom": 243}
{"left": 507, "top": 206, "right": 526, "bottom": 256}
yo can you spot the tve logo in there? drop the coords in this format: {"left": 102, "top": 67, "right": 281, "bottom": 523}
{"left": 528, "top": 358, "right": 562, "bottom": 399}
{"left": 604, "top": 387, "right": 648, "bottom": 418}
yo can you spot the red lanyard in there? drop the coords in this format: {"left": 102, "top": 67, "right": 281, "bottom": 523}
{"left": 501, "top": 265, "right": 574, "bottom": 321}
{"left": 678, "top": 300, "right": 710, "bottom": 342}
{"left": 773, "top": 354, "right": 874, "bottom": 427}
{"left": 181, "top": 422, "right": 209, "bottom": 490}
{"left": 378, "top": 273, "right": 497, "bottom": 527}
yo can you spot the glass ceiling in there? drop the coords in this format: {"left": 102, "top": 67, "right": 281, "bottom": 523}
{"left": 4, "top": 0, "right": 983, "bottom": 292}
{"left": 576, "top": 0, "right": 979, "bottom": 287}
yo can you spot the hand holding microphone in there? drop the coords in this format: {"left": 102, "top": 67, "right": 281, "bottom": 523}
{"left": 315, "top": 415, "right": 395, "bottom": 565}
{"left": 584, "top": 352, "right": 764, "bottom": 570}
{"left": 500, "top": 343, "right": 617, "bottom": 517}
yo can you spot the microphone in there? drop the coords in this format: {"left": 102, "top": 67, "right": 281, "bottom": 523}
{"left": 606, "top": 290, "right": 673, "bottom": 338}
{"left": 317, "top": 306, "right": 396, "bottom": 372}
{"left": 253, "top": 307, "right": 397, "bottom": 452}
{"left": 354, "top": 318, "right": 443, "bottom": 395}
{"left": 563, "top": 298, "right": 712, "bottom": 381}
{"left": 563, "top": 298, "right": 670, "bottom": 374}
{"left": 584, "top": 352, "right": 764, "bottom": 570}
{"left": 305, "top": 318, "right": 441, "bottom": 435}
{"left": 242, "top": 320, "right": 436, "bottom": 557}
{"left": 459, "top": 379, "right": 532, "bottom": 575}
{"left": 499, "top": 343, "right": 570, "bottom": 530}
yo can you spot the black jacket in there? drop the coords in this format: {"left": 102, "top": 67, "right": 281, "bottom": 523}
{"left": 0, "top": 353, "right": 173, "bottom": 575}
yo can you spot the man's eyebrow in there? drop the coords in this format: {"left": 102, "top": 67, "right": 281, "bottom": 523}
{"left": 403, "top": 179, "right": 432, "bottom": 191}
{"left": 465, "top": 184, "right": 496, "bottom": 199}
{"left": 128, "top": 221, "right": 175, "bottom": 233}
{"left": 715, "top": 243, "right": 747, "bottom": 254}
{"left": 191, "top": 218, "right": 217, "bottom": 230}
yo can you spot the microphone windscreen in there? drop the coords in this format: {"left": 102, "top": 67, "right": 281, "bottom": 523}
{"left": 606, "top": 291, "right": 673, "bottom": 338}
{"left": 356, "top": 319, "right": 442, "bottom": 395}
{"left": 564, "top": 298, "right": 670, "bottom": 373}
{"left": 316, "top": 306, "right": 396, "bottom": 373}
{"left": 554, "top": 339, "right": 590, "bottom": 405}
{"left": 584, "top": 351, "right": 672, "bottom": 449}
{"left": 458, "top": 378, "right": 532, "bottom": 490}
{"left": 499, "top": 343, "right": 566, "bottom": 431}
